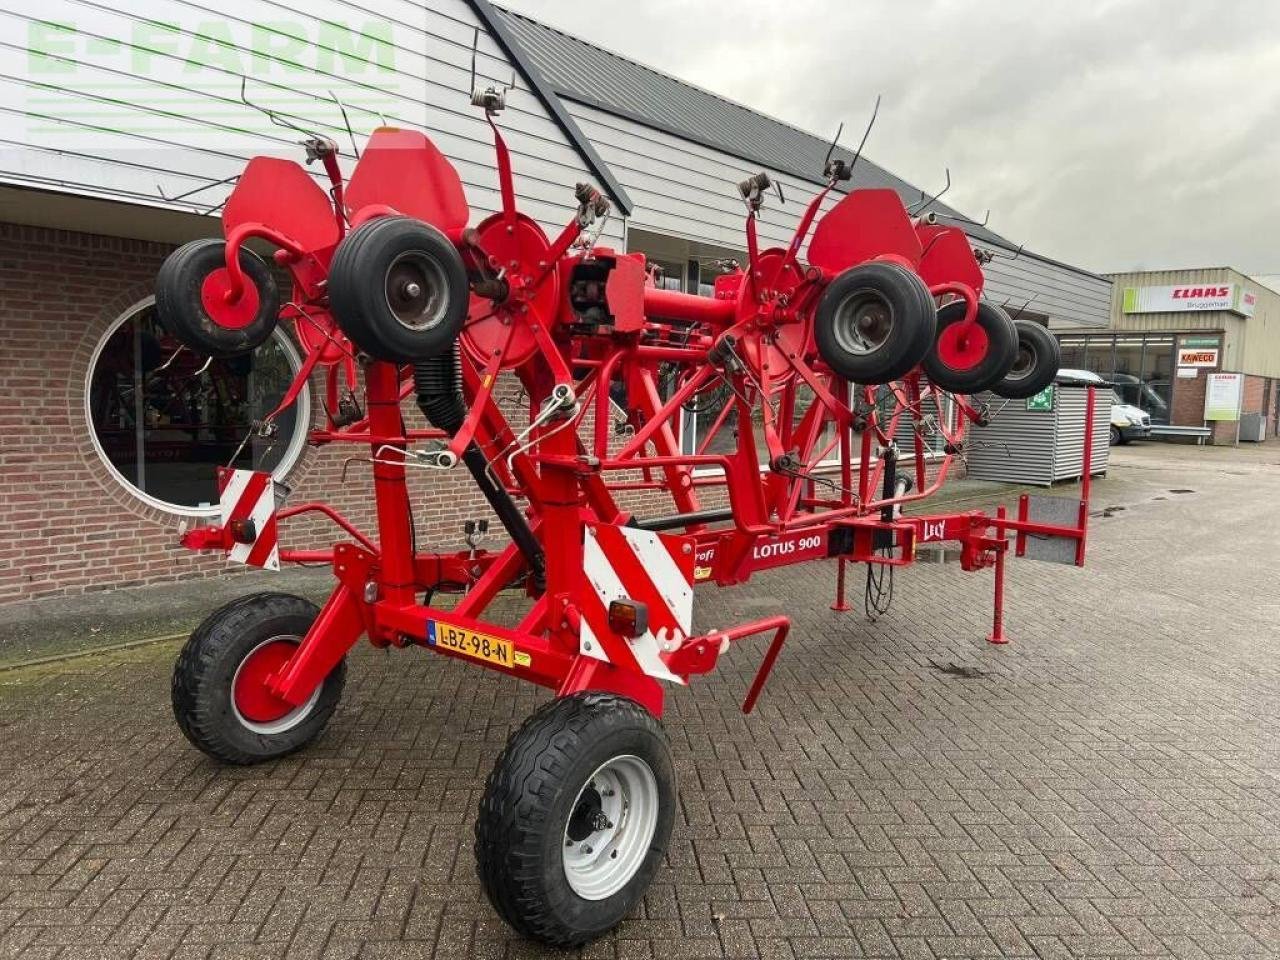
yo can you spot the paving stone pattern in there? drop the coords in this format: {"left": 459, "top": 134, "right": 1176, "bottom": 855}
{"left": 1, "top": 444, "right": 1278, "bottom": 958}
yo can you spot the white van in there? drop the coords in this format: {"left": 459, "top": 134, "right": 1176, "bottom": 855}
{"left": 1056, "top": 369, "right": 1152, "bottom": 445}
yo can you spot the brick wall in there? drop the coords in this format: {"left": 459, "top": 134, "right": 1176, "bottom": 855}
{"left": 0, "top": 222, "right": 963, "bottom": 605}
{"left": 1169, "top": 369, "right": 1207, "bottom": 428}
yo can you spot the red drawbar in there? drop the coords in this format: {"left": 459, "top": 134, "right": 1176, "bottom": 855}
{"left": 200, "top": 268, "right": 260, "bottom": 330}
{"left": 936, "top": 319, "right": 990, "bottom": 371}
{"left": 234, "top": 640, "right": 301, "bottom": 723}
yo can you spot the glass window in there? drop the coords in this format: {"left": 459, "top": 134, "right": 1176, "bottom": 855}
{"left": 1138, "top": 336, "right": 1173, "bottom": 423}
{"left": 647, "top": 259, "right": 685, "bottom": 292}
{"left": 87, "top": 300, "right": 307, "bottom": 514}
{"left": 1058, "top": 336, "right": 1089, "bottom": 371}
{"left": 1084, "top": 337, "right": 1116, "bottom": 380}
{"left": 1111, "top": 335, "right": 1144, "bottom": 404}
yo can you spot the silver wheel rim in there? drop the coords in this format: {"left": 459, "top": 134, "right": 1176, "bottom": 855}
{"left": 1004, "top": 342, "right": 1037, "bottom": 383}
{"left": 230, "top": 636, "right": 321, "bottom": 736}
{"left": 831, "top": 289, "right": 894, "bottom": 356}
{"left": 562, "top": 755, "right": 659, "bottom": 901}
{"left": 384, "top": 251, "right": 450, "bottom": 332}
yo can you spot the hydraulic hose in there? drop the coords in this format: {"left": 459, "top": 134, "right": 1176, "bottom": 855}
{"left": 415, "top": 347, "right": 546, "bottom": 588}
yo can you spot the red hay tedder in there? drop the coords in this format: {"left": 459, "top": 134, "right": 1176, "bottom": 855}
{"left": 157, "top": 78, "right": 1094, "bottom": 946}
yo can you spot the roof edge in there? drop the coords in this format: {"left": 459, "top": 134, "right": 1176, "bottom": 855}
{"left": 551, "top": 89, "right": 1110, "bottom": 286}
{"left": 466, "top": 0, "right": 633, "bottom": 216}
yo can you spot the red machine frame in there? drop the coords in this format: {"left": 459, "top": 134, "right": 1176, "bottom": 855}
{"left": 180, "top": 100, "right": 1096, "bottom": 724}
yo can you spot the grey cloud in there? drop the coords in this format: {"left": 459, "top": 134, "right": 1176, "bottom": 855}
{"left": 501, "top": 0, "right": 1280, "bottom": 276}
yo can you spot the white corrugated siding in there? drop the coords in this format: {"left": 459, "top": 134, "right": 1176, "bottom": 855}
{"left": 565, "top": 100, "right": 1111, "bottom": 327}
{"left": 0, "top": 0, "right": 623, "bottom": 244}
{"left": 965, "top": 385, "right": 1109, "bottom": 486}
{"left": 1053, "top": 386, "right": 1112, "bottom": 481}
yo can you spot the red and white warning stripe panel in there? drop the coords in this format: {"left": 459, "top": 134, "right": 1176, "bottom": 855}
{"left": 218, "top": 469, "right": 281, "bottom": 571}
{"left": 578, "top": 523, "right": 694, "bottom": 684}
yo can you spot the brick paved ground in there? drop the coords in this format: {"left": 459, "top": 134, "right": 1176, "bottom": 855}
{"left": 2, "top": 442, "right": 1279, "bottom": 959}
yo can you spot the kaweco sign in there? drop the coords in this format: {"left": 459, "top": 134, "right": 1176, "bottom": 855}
{"left": 1122, "top": 284, "right": 1256, "bottom": 317}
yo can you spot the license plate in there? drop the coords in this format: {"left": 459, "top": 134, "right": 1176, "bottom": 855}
{"left": 427, "top": 619, "right": 515, "bottom": 668}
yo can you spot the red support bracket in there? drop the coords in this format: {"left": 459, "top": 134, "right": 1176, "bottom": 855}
{"left": 987, "top": 505, "right": 1010, "bottom": 645}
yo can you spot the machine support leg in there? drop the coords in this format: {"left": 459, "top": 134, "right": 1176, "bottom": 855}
{"left": 831, "top": 557, "right": 851, "bottom": 612}
{"left": 987, "top": 505, "right": 1009, "bottom": 645}
{"left": 1075, "top": 385, "right": 1096, "bottom": 567}
{"left": 268, "top": 583, "right": 366, "bottom": 704}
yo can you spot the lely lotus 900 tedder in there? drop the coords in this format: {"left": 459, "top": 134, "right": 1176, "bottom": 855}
{"left": 157, "top": 74, "right": 1094, "bottom": 946}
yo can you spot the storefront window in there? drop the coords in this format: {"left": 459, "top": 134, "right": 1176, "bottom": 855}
{"left": 1136, "top": 336, "right": 1173, "bottom": 422}
{"left": 648, "top": 259, "right": 685, "bottom": 291}
{"left": 1058, "top": 333, "right": 1174, "bottom": 423}
{"left": 1084, "top": 338, "right": 1116, "bottom": 380}
{"left": 86, "top": 300, "right": 307, "bottom": 514}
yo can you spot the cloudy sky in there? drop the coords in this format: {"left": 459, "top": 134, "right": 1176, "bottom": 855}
{"left": 501, "top": 0, "right": 1280, "bottom": 280}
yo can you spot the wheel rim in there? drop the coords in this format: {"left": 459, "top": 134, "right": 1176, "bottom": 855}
{"left": 936, "top": 319, "right": 991, "bottom": 372}
{"left": 231, "top": 636, "right": 321, "bottom": 735}
{"left": 199, "top": 266, "right": 262, "bottom": 331}
{"left": 1003, "top": 341, "right": 1038, "bottom": 383}
{"left": 384, "top": 251, "right": 450, "bottom": 332}
{"left": 831, "top": 289, "right": 894, "bottom": 357}
{"left": 562, "top": 755, "right": 659, "bottom": 901}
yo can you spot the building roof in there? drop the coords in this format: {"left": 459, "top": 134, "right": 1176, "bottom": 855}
{"left": 492, "top": 4, "right": 1010, "bottom": 249}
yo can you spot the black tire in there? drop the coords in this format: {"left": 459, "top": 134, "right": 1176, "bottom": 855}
{"left": 922, "top": 300, "right": 1018, "bottom": 395}
{"left": 171, "top": 592, "right": 346, "bottom": 765}
{"left": 328, "top": 216, "right": 468, "bottom": 362}
{"left": 813, "top": 261, "right": 936, "bottom": 384}
{"left": 155, "top": 239, "right": 279, "bottom": 359}
{"left": 992, "top": 319, "right": 1062, "bottom": 400}
{"left": 475, "top": 692, "right": 676, "bottom": 947}
{"left": 1110, "top": 426, "right": 1125, "bottom": 446}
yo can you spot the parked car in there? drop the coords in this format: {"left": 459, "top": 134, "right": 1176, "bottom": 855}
{"left": 1056, "top": 368, "right": 1152, "bottom": 445}
{"left": 1110, "top": 372, "right": 1171, "bottom": 422}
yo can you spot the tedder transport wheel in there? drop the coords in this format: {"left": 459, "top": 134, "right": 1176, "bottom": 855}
{"left": 475, "top": 692, "right": 676, "bottom": 947}
{"left": 813, "top": 261, "right": 936, "bottom": 384}
{"left": 922, "top": 300, "right": 1018, "bottom": 395}
{"left": 992, "top": 319, "right": 1062, "bottom": 400}
{"left": 155, "top": 239, "right": 280, "bottom": 359}
{"left": 172, "top": 592, "right": 346, "bottom": 765}
{"left": 328, "top": 215, "right": 468, "bottom": 362}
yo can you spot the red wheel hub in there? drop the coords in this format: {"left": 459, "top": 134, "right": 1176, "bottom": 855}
{"left": 461, "top": 212, "right": 557, "bottom": 369}
{"left": 200, "top": 267, "right": 261, "bottom": 330}
{"left": 936, "top": 320, "right": 990, "bottom": 372}
{"left": 734, "top": 248, "right": 811, "bottom": 385}
{"left": 233, "top": 640, "right": 299, "bottom": 723}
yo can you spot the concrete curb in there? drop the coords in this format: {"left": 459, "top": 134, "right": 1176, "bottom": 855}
{"left": 0, "top": 632, "right": 185, "bottom": 674}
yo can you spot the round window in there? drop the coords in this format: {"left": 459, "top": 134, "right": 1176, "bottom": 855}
{"left": 86, "top": 299, "right": 309, "bottom": 515}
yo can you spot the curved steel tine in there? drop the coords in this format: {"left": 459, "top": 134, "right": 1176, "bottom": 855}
{"left": 154, "top": 344, "right": 186, "bottom": 374}
{"left": 328, "top": 89, "right": 360, "bottom": 159}
{"left": 822, "top": 121, "right": 844, "bottom": 171}
{"left": 156, "top": 173, "right": 239, "bottom": 206}
{"left": 847, "top": 94, "right": 880, "bottom": 177}
{"left": 239, "top": 75, "right": 327, "bottom": 142}
{"left": 909, "top": 167, "right": 951, "bottom": 215}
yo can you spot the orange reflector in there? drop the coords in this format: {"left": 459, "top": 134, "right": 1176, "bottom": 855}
{"left": 229, "top": 518, "right": 257, "bottom": 544}
{"left": 607, "top": 599, "right": 648, "bottom": 638}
